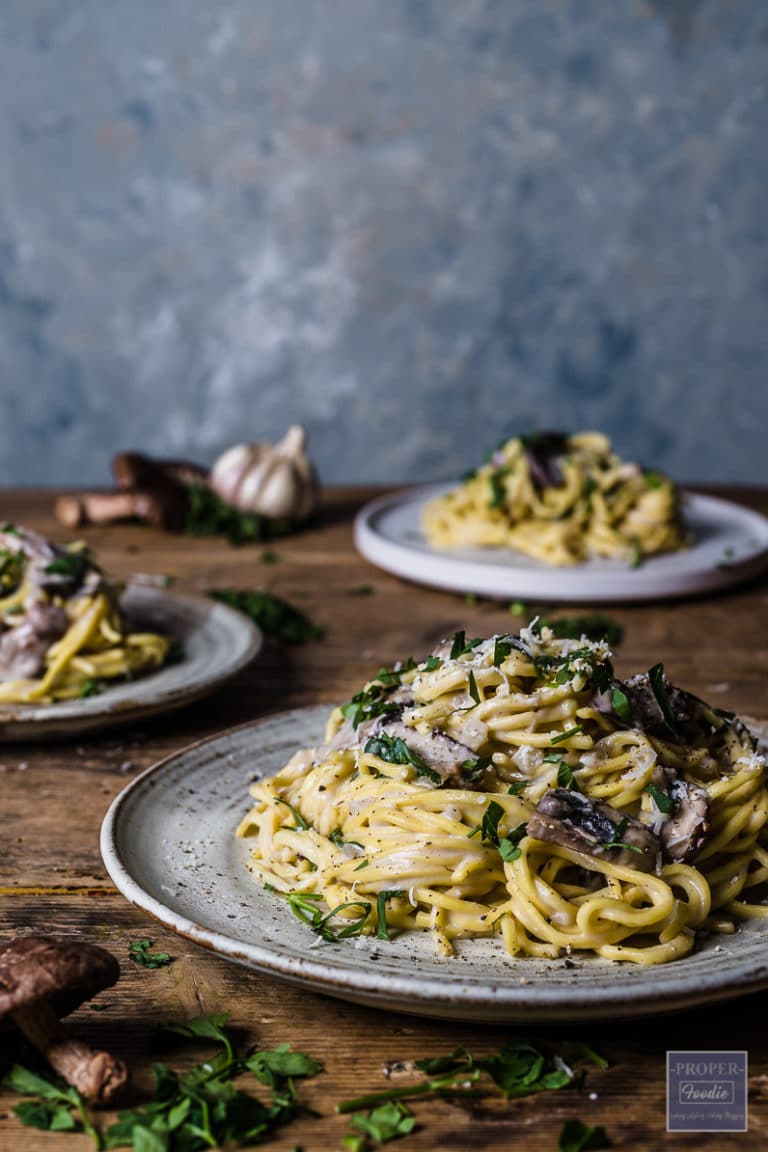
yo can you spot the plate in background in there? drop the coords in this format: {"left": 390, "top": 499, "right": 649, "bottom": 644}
{"left": 0, "top": 586, "right": 262, "bottom": 740}
{"left": 355, "top": 485, "right": 768, "bottom": 602}
{"left": 101, "top": 706, "right": 768, "bottom": 1023}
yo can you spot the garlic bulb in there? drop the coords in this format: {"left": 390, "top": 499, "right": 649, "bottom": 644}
{"left": 210, "top": 425, "right": 318, "bottom": 520}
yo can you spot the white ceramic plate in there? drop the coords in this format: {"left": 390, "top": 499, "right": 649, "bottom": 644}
{"left": 0, "top": 586, "right": 262, "bottom": 740}
{"left": 101, "top": 706, "right": 768, "bottom": 1023}
{"left": 355, "top": 485, "right": 768, "bottom": 602}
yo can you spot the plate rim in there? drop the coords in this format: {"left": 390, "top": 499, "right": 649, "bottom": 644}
{"left": 354, "top": 484, "right": 768, "bottom": 603}
{"left": 0, "top": 585, "right": 263, "bottom": 738}
{"left": 101, "top": 705, "right": 768, "bottom": 1022}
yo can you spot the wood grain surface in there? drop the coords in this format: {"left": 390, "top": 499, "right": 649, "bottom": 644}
{"left": 1, "top": 487, "right": 766, "bottom": 1151}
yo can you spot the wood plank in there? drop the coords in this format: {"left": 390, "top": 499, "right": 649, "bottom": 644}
{"left": 1, "top": 487, "right": 767, "bottom": 1150}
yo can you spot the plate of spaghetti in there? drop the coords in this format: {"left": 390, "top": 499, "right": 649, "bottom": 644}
{"left": 102, "top": 624, "right": 768, "bottom": 1021}
{"left": 0, "top": 524, "right": 261, "bottom": 739}
{"left": 355, "top": 432, "right": 768, "bottom": 600}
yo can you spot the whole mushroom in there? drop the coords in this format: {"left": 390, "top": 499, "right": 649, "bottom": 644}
{"left": 0, "top": 936, "right": 127, "bottom": 1104}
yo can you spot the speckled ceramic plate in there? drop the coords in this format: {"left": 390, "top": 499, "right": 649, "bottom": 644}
{"left": 101, "top": 706, "right": 768, "bottom": 1022}
{"left": 355, "top": 485, "right": 768, "bottom": 602}
{"left": 0, "top": 586, "right": 262, "bottom": 740}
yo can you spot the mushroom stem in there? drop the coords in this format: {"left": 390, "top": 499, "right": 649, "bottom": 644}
{"left": 55, "top": 491, "right": 154, "bottom": 529}
{"left": 12, "top": 999, "right": 127, "bottom": 1105}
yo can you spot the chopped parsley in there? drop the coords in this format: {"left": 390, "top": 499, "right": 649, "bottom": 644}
{"left": 550, "top": 725, "right": 584, "bottom": 746}
{"left": 493, "top": 637, "right": 513, "bottom": 666}
{"left": 537, "top": 613, "right": 623, "bottom": 648}
{"left": 364, "top": 733, "right": 442, "bottom": 785}
{"left": 611, "top": 685, "right": 632, "bottom": 723}
{"left": 275, "top": 798, "right": 310, "bottom": 830}
{"left": 647, "top": 662, "right": 678, "bottom": 734}
{"left": 185, "top": 483, "right": 295, "bottom": 545}
{"left": 460, "top": 755, "right": 492, "bottom": 781}
{"left": 645, "top": 784, "right": 675, "bottom": 814}
{"left": 209, "top": 588, "right": 324, "bottom": 644}
{"left": 467, "top": 670, "right": 481, "bottom": 705}
{"left": 347, "top": 584, "right": 375, "bottom": 596}
{"left": 629, "top": 538, "right": 644, "bottom": 568}
{"left": 337, "top": 1038, "right": 606, "bottom": 1114}
{"left": 468, "top": 800, "right": 527, "bottom": 861}
{"left": 423, "top": 655, "right": 442, "bottom": 672}
{"left": 557, "top": 762, "right": 580, "bottom": 792}
{"left": 448, "top": 630, "right": 482, "bottom": 660}
{"left": 128, "top": 939, "right": 172, "bottom": 969}
{"left": 43, "top": 551, "right": 91, "bottom": 583}
{"left": 266, "top": 886, "right": 371, "bottom": 942}
{"left": 559, "top": 1119, "right": 612, "bottom": 1151}
{"left": 507, "top": 781, "right": 527, "bottom": 795}
{"left": 601, "top": 817, "right": 642, "bottom": 854}
{"left": 376, "top": 890, "right": 407, "bottom": 941}
{"left": 488, "top": 467, "right": 511, "bottom": 509}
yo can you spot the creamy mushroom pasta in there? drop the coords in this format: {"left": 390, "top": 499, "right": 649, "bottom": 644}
{"left": 0, "top": 525, "right": 169, "bottom": 703}
{"left": 238, "top": 623, "right": 767, "bottom": 965}
{"left": 422, "top": 431, "right": 687, "bottom": 565}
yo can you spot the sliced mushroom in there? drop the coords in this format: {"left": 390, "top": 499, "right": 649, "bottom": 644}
{"left": 658, "top": 778, "right": 710, "bottom": 863}
{"left": 0, "top": 601, "right": 68, "bottom": 681}
{"left": 370, "top": 717, "right": 478, "bottom": 787}
{"left": 528, "top": 788, "right": 660, "bottom": 874}
{"left": 0, "top": 936, "right": 127, "bottom": 1104}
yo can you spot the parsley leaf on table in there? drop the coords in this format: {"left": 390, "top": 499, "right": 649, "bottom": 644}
{"left": 209, "top": 588, "right": 325, "bottom": 645}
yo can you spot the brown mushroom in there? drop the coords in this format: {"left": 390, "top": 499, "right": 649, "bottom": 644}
{"left": 111, "top": 452, "right": 208, "bottom": 491}
{"left": 528, "top": 788, "right": 661, "bottom": 874}
{"left": 54, "top": 486, "right": 188, "bottom": 531}
{"left": 0, "top": 936, "right": 127, "bottom": 1104}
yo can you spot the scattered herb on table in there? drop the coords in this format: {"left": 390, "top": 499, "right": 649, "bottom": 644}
{"left": 559, "top": 1118, "right": 612, "bottom": 1151}
{"left": 261, "top": 549, "right": 281, "bottom": 564}
{"left": 336, "top": 1039, "right": 607, "bottom": 1115}
{"left": 209, "top": 588, "right": 325, "bottom": 644}
{"left": 536, "top": 614, "right": 624, "bottom": 648}
{"left": 4, "top": 1013, "right": 324, "bottom": 1151}
{"left": 342, "top": 1100, "right": 416, "bottom": 1150}
{"left": 128, "top": 939, "right": 172, "bottom": 969}
{"left": 184, "top": 483, "right": 294, "bottom": 546}
{"left": 347, "top": 584, "right": 375, "bottom": 597}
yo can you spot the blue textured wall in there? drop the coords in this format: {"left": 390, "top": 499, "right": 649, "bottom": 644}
{"left": 1, "top": 1, "right": 766, "bottom": 486}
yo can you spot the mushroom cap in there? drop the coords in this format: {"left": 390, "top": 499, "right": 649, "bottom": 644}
{"left": 0, "top": 936, "right": 120, "bottom": 1019}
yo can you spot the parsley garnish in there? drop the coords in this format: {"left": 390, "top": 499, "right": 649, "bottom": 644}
{"left": 343, "top": 1100, "right": 415, "bottom": 1150}
{"left": 537, "top": 613, "right": 623, "bottom": 648}
{"left": 507, "top": 781, "right": 527, "bottom": 795}
{"left": 643, "top": 470, "right": 665, "bottom": 490}
{"left": 460, "top": 755, "right": 492, "bottom": 781}
{"left": 128, "top": 939, "right": 172, "bottom": 969}
{"left": 551, "top": 726, "right": 583, "bottom": 745}
{"left": 645, "top": 784, "right": 675, "bottom": 814}
{"left": 209, "top": 588, "right": 324, "bottom": 644}
{"left": 493, "top": 637, "right": 513, "bottom": 666}
{"left": 629, "top": 538, "right": 644, "bottom": 568}
{"left": 364, "top": 733, "right": 442, "bottom": 785}
{"left": 488, "top": 467, "right": 511, "bottom": 509}
{"left": 559, "top": 1119, "right": 612, "bottom": 1151}
{"left": 376, "top": 890, "right": 406, "bottom": 941}
{"left": 467, "top": 670, "right": 481, "bottom": 705}
{"left": 276, "top": 798, "right": 310, "bottom": 830}
{"left": 78, "top": 678, "right": 103, "bottom": 699}
{"left": 44, "top": 551, "right": 90, "bottom": 583}
{"left": 557, "top": 762, "right": 580, "bottom": 791}
{"left": 468, "top": 800, "right": 527, "bottom": 861}
{"left": 337, "top": 1039, "right": 605, "bottom": 1114}
{"left": 423, "top": 656, "right": 442, "bottom": 672}
{"left": 266, "top": 886, "right": 371, "bottom": 942}
{"left": 2, "top": 1066, "right": 99, "bottom": 1145}
{"left": 447, "top": 630, "right": 482, "bottom": 660}
{"left": 185, "top": 483, "right": 294, "bottom": 544}
{"left": 601, "top": 817, "right": 643, "bottom": 853}
{"left": 647, "top": 662, "right": 678, "bottom": 734}
{"left": 611, "top": 686, "right": 631, "bottom": 723}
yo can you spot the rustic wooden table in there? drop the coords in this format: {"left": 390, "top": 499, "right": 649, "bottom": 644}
{"left": 1, "top": 487, "right": 766, "bottom": 1151}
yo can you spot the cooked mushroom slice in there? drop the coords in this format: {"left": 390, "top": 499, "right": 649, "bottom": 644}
{"left": 0, "top": 936, "right": 127, "bottom": 1104}
{"left": 0, "top": 602, "right": 68, "bottom": 681}
{"left": 371, "top": 717, "right": 478, "bottom": 787}
{"left": 658, "top": 778, "right": 710, "bottom": 863}
{"left": 528, "top": 788, "right": 660, "bottom": 874}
